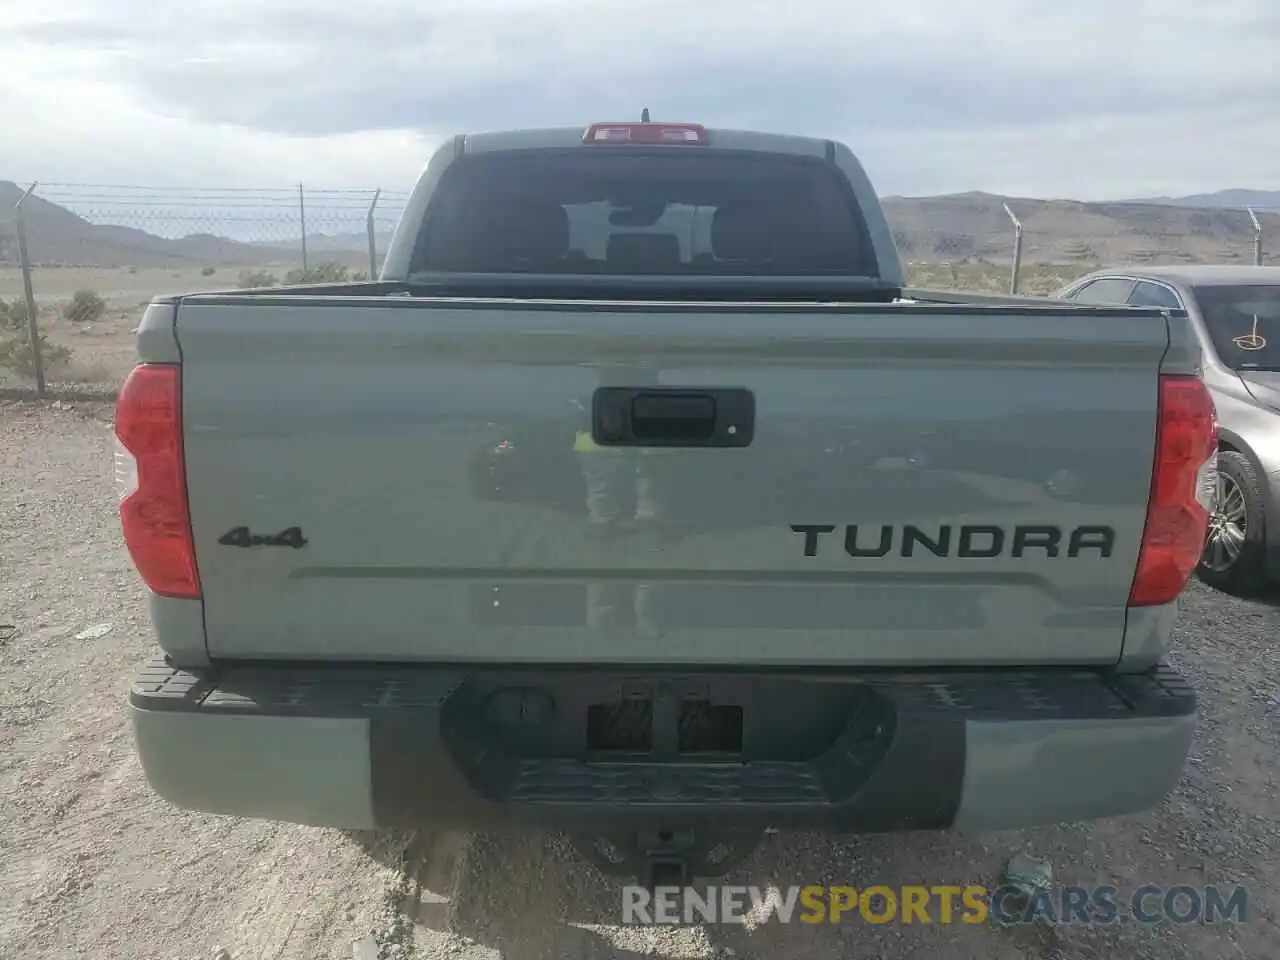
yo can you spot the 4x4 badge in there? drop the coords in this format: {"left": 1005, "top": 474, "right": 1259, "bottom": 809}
{"left": 217, "top": 526, "right": 308, "bottom": 549}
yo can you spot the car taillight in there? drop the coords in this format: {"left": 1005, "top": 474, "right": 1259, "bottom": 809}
{"left": 582, "top": 122, "right": 708, "bottom": 145}
{"left": 1128, "top": 375, "right": 1217, "bottom": 606}
{"left": 113, "top": 363, "right": 201, "bottom": 600}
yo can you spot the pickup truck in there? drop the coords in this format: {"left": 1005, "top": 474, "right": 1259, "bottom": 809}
{"left": 121, "top": 120, "right": 1214, "bottom": 886}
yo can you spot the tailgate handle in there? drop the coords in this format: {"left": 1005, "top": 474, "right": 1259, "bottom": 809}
{"left": 592, "top": 387, "right": 754, "bottom": 448}
{"left": 633, "top": 394, "right": 715, "bottom": 438}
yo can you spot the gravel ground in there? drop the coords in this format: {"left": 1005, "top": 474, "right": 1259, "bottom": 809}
{"left": 1, "top": 398, "right": 1277, "bottom": 959}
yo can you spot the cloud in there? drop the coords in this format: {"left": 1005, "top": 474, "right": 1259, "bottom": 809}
{"left": 4, "top": 0, "right": 1280, "bottom": 197}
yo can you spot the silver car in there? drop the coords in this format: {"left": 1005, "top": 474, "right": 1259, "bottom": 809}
{"left": 1053, "top": 265, "right": 1280, "bottom": 592}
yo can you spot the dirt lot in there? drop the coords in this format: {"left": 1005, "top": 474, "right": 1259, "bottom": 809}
{"left": 0, "top": 397, "right": 1277, "bottom": 960}
{"left": 0, "top": 265, "right": 295, "bottom": 392}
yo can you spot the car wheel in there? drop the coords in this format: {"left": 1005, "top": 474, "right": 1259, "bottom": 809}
{"left": 1197, "top": 450, "right": 1267, "bottom": 593}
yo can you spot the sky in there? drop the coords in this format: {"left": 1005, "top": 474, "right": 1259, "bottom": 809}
{"left": 3, "top": 0, "right": 1279, "bottom": 200}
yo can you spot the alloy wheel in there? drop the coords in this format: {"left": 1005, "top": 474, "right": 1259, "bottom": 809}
{"left": 1202, "top": 470, "right": 1247, "bottom": 573}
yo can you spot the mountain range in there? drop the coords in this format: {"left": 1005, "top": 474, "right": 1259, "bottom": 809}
{"left": 1124, "top": 189, "right": 1280, "bottom": 210}
{"left": 1, "top": 181, "right": 1276, "bottom": 270}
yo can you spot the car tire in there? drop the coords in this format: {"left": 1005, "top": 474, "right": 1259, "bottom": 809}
{"left": 1197, "top": 450, "right": 1268, "bottom": 594}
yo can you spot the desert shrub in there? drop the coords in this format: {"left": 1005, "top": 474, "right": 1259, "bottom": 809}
{"left": 201, "top": 266, "right": 216, "bottom": 277}
{"left": 3, "top": 298, "right": 35, "bottom": 331}
{"left": 63, "top": 289, "right": 106, "bottom": 323}
{"left": 0, "top": 332, "right": 71, "bottom": 377}
{"left": 237, "top": 269, "right": 279, "bottom": 289}
{"left": 284, "top": 261, "right": 349, "bottom": 285}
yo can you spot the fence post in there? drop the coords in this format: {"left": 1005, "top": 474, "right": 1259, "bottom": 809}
{"left": 366, "top": 189, "right": 382, "bottom": 279}
{"left": 1248, "top": 207, "right": 1263, "bottom": 266}
{"left": 298, "top": 183, "right": 309, "bottom": 272}
{"left": 1002, "top": 202, "right": 1023, "bottom": 295}
{"left": 14, "top": 182, "right": 45, "bottom": 397}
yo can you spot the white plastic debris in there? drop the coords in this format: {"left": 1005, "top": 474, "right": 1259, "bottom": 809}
{"left": 74, "top": 623, "right": 113, "bottom": 641}
{"left": 352, "top": 935, "right": 380, "bottom": 960}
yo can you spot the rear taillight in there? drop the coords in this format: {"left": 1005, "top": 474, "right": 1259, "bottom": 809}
{"left": 1129, "top": 375, "right": 1217, "bottom": 606}
{"left": 582, "top": 122, "right": 708, "bottom": 145}
{"left": 113, "top": 364, "right": 201, "bottom": 600}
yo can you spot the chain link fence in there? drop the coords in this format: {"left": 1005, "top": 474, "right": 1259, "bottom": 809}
{"left": 894, "top": 200, "right": 1275, "bottom": 298}
{"left": 0, "top": 182, "right": 408, "bottom": 392}
{"left": 1, "top": 182, "right": 1276, "bottom": 394}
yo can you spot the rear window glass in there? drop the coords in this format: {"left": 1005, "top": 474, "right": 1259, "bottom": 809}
{"left": 1194, "top": 284, "right": 1280, "bottom": 370}
{"left": 409, "top": 148, "right": 877, "bottom": 277}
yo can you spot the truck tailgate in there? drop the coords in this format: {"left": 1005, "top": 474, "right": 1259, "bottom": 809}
{"left": 173, "top": 296, "right": 1169, "bottom": 666}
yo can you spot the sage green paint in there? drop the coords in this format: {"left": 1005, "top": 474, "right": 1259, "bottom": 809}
{"left": 955, "top": 714, "right": 1196, "bottom": 829}
{"left": 131, "top": 708, "right": 376, "bottom": 829}
{"left": 128, "top": 701, "right": 1196, "bottom": 834}
{"left": 135, "top": 299, "right": 181, "bottom": 364}
{"left": 148, "top": 593, "right": 209, "bottom": 668}
{"left": 166, "top": 295, "right": 1187, "bottom": 667}
{"left": 123, "top": 127, "right": 1203, "bottom": 842}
